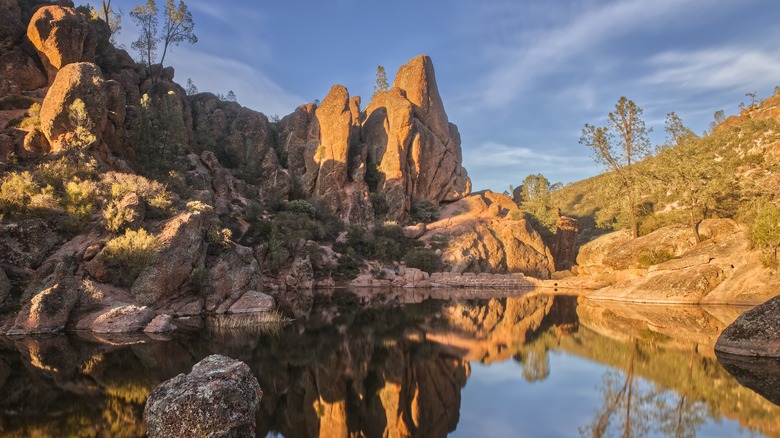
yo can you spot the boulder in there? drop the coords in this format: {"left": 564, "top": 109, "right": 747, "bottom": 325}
{"left": 144, "top": 354, "right": 262, "bottom": 438}
{"left": 0, "top": 48, "right": 47, "bottom": 96}
{"left": 715, "top": 295, "right": 780, "bottom": 357}
{"left": 21, "top": 128, "right": 50, "bottom": 159}
{"left": 39, "top": 62, "right": 107, "bottom": 150}
{"left": 402, "top": 223, "right": 426, "bottom": 239}
{"left": 8, "top": 259, "right": 79, "bottom": 334}
{"left": 26, "top": 6, "right": 94, "bottom": 82}
{"left": 145, "top": 314, "right": 176, "bottom": 333}
{"left": 131, "top": 211, "right": 207, "bottom": 306}
{"left": 278, "top": 103, "right": 318, "bottom": 183}
{"left": 227, "top": 291, "right": 274, "bottom": 314}
{"left": 205, "top": 246, "right": 262, "bottom": 313}
{"left": 91, "top": 305, "right": 155, "bottom": 333}
{"left": 436, "top": 191, "right": 554, "bottom": 278}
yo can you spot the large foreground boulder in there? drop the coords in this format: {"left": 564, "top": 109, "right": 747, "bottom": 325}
{"left": 715, "top": 295, "right": 780, "bottom": 357}
{"left": 144, "top": 354, "right": 263, "bottom": 438}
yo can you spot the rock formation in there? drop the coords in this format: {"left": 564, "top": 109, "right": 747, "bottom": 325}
{"left": 715, "top": 295, "right": 780, "bottom": 357}
{"left": 130, "top": 210, "right": 207, "bottom": 307}
{"left": 552, "top": 214, "right": 579, "bottom": 271}
{"left": 363, "top": 55, "right": 471, "bottom": 220}
{"left": 422, "top": 190, "right": 554, "bottom": 278}
{"left": 26, "top": 5, "right": 95, "bottom": 83}
{"left": 39, "top": 61, "right": 106, "bottom": 150}
{"left": 279, "top": 55, "right": 471, "bottom": 224}
{"left": 144, "top": 354, "right": 263, "bottom": 438}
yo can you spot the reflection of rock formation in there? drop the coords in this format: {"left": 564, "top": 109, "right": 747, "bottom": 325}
{"left": 717, "top": 353, "right": 780, "bottom": 406}
{"left": 1, "top": 295, "right": 779, "bottom": 437}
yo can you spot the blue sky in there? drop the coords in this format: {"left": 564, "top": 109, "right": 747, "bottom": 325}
{"left": 93, "top": 0, "right": 780, "bottom": 191}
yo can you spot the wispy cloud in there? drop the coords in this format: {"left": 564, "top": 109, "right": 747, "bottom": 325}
{"left": 474, "top": 0, "right": 707, "bottom": 109}
{"left": 168, "top": 47, "right": 303, "bottom": 117}
{"left": 642, "top": 48, "right": 780, "bottom": 92}
{"left": 463, "top": 141, "right": 597, "bottom": 189}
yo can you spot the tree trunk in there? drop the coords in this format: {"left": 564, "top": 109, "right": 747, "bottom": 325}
{"left": 689, "top": 208, "right": 701, "bottom": 244}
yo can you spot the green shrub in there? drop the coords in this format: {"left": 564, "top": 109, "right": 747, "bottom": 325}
{"left": 64, "top": 178, "right": 98, "bottom": 221}
{"left": 103, "top": 229, "right": 161, "bottom": 286}
{"left": 101, "top": 172, "right": 174, "bottom": 216}
{"left": 637, "top": 248, "right": 676, "bottom": 268}
{"left": 751, "top": 202, "right": 780, "bottom": 268}
{"left": 287, "top": 199, "right": 316, "bottom": 218}
{"left": 334, "top": 248, "right": 362, "bottom": 280}
{"left": 0, "top": 171, "right": 59, "bottom": 216}
{"left": 103, "top": 200, "right": 139, "bottom": 233}
{"left": 36, "top": 152, "right": 99, "bottom": 190}
{"left": 411, "top": 199, "right": 440, "bottom": 223}
{"left": 404, "top": 248, "right": 442, "bottom": 273}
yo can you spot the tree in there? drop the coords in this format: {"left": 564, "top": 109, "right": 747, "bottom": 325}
{"left": 225, "top": 90, "right": 237, "bottom": 102}
{"left": 650, "top": 120, "right": 727, "bottom": 243}
{"left": 372, "top": 65, "right": 389, "bottom": 100}
{"left": 130, "top": 0, "right": 159, "bottom": 76}
{"left": 518, "top": 173, "right": 558, "bottom": 234}
{"left": 663, "top": 112, "right": 695, "bottom": 149}
{"left": 580, "top": 97, "right": 652, "bottom": 238}
{"left": 100, "top": 0, "right": 122, "bottom": 43}
{"left": 159, "top": 0, "right": 197, "bottom": 72}
{"left": 185, "top": 77, "right": 198, "bottom": 95}
{"left": 131, "top": 0, "right": 197, "bottom": 81}
{"left": 751, "top": 201, "right": 780, "bottom": 267}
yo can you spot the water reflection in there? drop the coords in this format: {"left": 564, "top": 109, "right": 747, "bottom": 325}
{"left": 0, "top": 290, "right": 778, "bottom": 437}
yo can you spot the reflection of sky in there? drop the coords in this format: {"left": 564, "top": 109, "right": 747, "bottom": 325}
{"left": 452, "top": 351, "right": 757, "bottom": 438}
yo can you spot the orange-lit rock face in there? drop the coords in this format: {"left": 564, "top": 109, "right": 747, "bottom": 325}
{"left": 27, "top": 6, "right": 94, "bottom": 83}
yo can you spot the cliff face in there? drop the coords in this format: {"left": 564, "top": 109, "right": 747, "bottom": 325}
{"left": 280, "top": 55, "right": 472, "bottom": 224}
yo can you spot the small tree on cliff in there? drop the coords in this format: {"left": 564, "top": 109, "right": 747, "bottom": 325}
{"left": 580, "top": 97, "right": 652, "bottom": 238}
{"left": 372, "top": 65, "right": 389, "bottom": 100}
{"left": 131, "top": 0, "right": 197, "bottom": 81}
{"left": 518, "top": 173, "right": 558, "bottom": 235}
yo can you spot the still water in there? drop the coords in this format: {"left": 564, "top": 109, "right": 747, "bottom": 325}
{"left": 0, "top": 289, "right": 778, "bottom": 437}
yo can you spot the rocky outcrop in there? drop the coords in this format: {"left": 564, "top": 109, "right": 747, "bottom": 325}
{"left": 26, "top": 5, "right": 95, "bottom": 82}
{"left": 426, "top": 191, "right": 554, "bottom": 278}
{"left": 90, "top": 304, "right": 155, "bottom": 333}
{"left": 144, "top": 314, "right": 175, "bottom": 333}
{"left": 39, "top": 62, "right": 107, "bottom": 150}
{"left": 189, "top": 93, "right": 290, "bottom": 203}
{"left": 0, "top": 48, "right": 47, "bottom": 96}
{"left": 715, "top": 296, "right": 780, "bottom": 357}
{"left": 0, "top": 0, "right": 24, "bottom": 53}
{"left": 227, "top": 291, "right": 274, "bottom": 314}
{"left": 552, "top": 214, "right": 578, "bottom": 271}
{"left": 144, "top": 354, "right": 262, "bottom": 438}
{"left": 205, "top": 245, "right": 262, "bottom": 313}
{"left": 278, "top": 55, "right": 471, "bottom": 224}
{"left": 8, "top": 257, "right": 80, "bottom": 334}
{"left": 0, "top": 219, "right": 65, "bottom": 270}
{"left": 363, "top": 56, "right": 471, "bottom": 221}
{"left": 582, "top": 219, "right": 780, "bottom": 305}
{"left": 131, "top": 211, "right": 207, "bottom": 306}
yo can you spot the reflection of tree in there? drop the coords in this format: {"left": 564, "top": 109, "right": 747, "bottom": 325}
{"left": 580, "top": 342, "right": 710, "bottom": 438}
{"left": 513, "top": 330, "right": 556, "bottom": 383}
{"left": 580, "top": 340, "right": 651, "bottom": 438}
{"left": 653, "top": 350, "right": 707, "bottom": 438}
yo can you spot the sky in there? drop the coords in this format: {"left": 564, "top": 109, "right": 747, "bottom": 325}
{"left": 89, "top": 0, "right": 780, "bottom": 192}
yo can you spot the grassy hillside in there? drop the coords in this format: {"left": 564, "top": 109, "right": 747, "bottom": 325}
{"left": 547, "top": 92, "right": 780, "bottom": 249}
